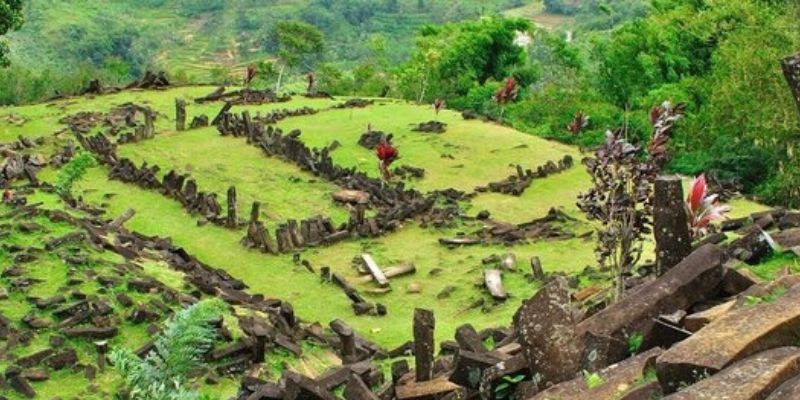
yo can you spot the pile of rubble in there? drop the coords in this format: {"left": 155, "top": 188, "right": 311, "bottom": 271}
{"left": 333, "top": 98, "right": 374, "bottom": 109}
{"left": 474, "top": 155, "right": 574, "bottom": 196}
{"left": 194, "top": 87, "right": 291, "bottom": 105}
{"left": 411, "top": 120, "right": 447, "bottom": 133}
{"left": 0, "top": 152, "right": 44, "bottom": 187}
{"left": 440, "top": 208, "right": 576, "bottom": 247}
{"left": 60, "top": 103, "right": 158, "bottom": 144}
{"left": 124, "top": 70, "right": 170, "bottom": 90}
{"left": 0, "top": 135, "right": 44, "bottom": 153}
{"left": 357, "top": 130, "right": 391, "bottom": 149}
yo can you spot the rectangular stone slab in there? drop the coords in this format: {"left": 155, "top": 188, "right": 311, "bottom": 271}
{"left": 530, "top": 347, "right": 662, "bottom": 400}
{"left": 656, "top": 286, "right": 800, "bottom": 392}
{"left": 577, "top": 244, "right": 724, "bottom": 365}
{"left": 395, "top": 377, "right": 462, "bottom": 399}
{"left": 663, "top": 347, "right": 800, "bottom": 399}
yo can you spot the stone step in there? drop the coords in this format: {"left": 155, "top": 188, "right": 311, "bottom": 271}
{"left": 663, "top": 347, "right": 800, "bottom": 399}
{"left": 656, "top": 285, "right": 800, "bottom": 392}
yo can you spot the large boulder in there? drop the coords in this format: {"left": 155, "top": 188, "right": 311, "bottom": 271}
{"left": 663, "top": 347, "right": 800, "bottom": 399}
{"left": 513, "top": 276, "right": 582, "bottom": 387}
{"left": 577, "top": 244, "right": 725, "bottom": 369}
{"left": 656, "top": 285, "right": 800, "bottom": 392}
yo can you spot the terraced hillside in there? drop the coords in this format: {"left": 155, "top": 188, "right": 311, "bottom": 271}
{"left": 0, "top": 85, "right": 776, "bottom": 398}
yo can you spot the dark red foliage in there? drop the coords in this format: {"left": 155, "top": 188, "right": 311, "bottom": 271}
{"left": 433, "top": 98, "right": 445, "bottom": 115}
{"left": 494, "top": 77, "right": 518, "bottom": 104}
{"left": 376, "top": 142, "right": 398, "bottom": 164}
{"left": 244, "top": 65, "right": 257, "bottom": 86}
{"left": 566, "top": 111, "right": 590, "bottom": 136}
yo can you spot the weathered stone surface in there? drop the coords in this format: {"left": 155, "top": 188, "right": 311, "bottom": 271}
{"left": 282, "top": 371, "right": 336, "bottom": 400}
{"left": 656, "top": 286, "right": 800, "bottom": 392}
{"left": 684, "top": 300, "right": 735, "bottom": 332}
{"left": 664, "top": 347, "right": 800, "bottom": 399}
{"left": 578, "top": 244, "right": 724, "bottom": 369}
{"left": 767, "top": 373, "right": 800, "bottom": 400}
{"left": 413, "top": 308, "right": 435, "bottom": 382}
{"left": 530, "top": 347, "right": 662, "bottom": 400}
{"left": 332, "top": 190, "right": 369, "bottom": 204}
{"left": 654, "top": 176, "right": 692, "bottom": 275}
{"left": 513, "top": 276, "right": 582, "bottom": 387}
{"left": 395, "top": 376, "right": 462, "bottom": 400}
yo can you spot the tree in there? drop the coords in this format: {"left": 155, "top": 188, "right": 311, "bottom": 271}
{"left": 397, "top": 17, "right": 530, "bottom": 102}
{"left": 111, "top": 299, "right": 226, "bottom": 400}
{"left": 265, "top": 20, "right": 325, "bottom": 92}
{"left": 0, "top": 0, "right": 24, "bottom": 67}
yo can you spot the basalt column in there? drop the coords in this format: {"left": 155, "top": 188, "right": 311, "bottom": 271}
{"left": 176, "top": 98, "right": 186, "bottom": 131}
{"left": 654, "top": 175, "right": 692, "bottom": 275}
{"left": 413, "top": 308, "right": 435, "bottom": 382}
{"left": 227, "top": 186, "right": 237, "bottom": 228}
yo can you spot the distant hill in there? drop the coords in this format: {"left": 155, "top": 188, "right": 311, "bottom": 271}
{"left": 6, "top": 0, "right": 529, "bottom": 82}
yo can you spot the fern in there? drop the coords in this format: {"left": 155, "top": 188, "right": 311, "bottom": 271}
{"left": 111, "top": 299, "right": 227, "bottom": 400}
{"left": 54, "top": 151, "right": 96, "bottom": 196}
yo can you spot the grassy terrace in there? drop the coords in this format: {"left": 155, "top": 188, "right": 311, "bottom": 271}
{"left": 2, "top": 87, "right": 768, "bottom": 349}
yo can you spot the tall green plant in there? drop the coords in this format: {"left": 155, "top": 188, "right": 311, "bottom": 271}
{"left": 111, "top": 299, "right": 227, "bottom": 400}
{"left": 54, "top": 151, "right": 96, "bottom": 197}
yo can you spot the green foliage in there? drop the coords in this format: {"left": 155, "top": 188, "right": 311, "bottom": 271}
{"left": 493, "top": 374, "right": 526, "bottom": 399}
{"left": 0, "top": 0, "right": 24, "bottom": 67}
{"left": 396, "top": 17, "right": 531, "bottom": 102}
{"left": 54, "top": 152, "right": 96, "bottom": 197}
{"left": 628, "top": 332, "right": 644, "bottom": 354}
{"left": 110, "top": 299, "right": 227, "bottom": 400}
{"left": 265, "top": 20, "right": 325, "bottom": 71}
{"left": 584, "top": 371, "right": 604, "bottom": 389}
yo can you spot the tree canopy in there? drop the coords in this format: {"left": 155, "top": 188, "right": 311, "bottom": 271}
{"left": 0, "top": 0, "right": 24, "bottom": 67}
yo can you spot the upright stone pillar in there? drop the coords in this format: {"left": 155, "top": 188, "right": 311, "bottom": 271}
{"left": 143, "top": 109, "right": 155, "bottom": 139}
{"left": 413, "top": 308, "right": 435, "bottom": 382}
{"left": 654, "top": 175, "right": 692, "bottom": 275}
{"left": 175, "top": 98, "right": 186, "bottom": 131}
{"left": 226, "top": 186, "right": 237, "bottom": 228}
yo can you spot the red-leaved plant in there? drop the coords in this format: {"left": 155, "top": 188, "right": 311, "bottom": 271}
{"left": 433, "top": 99, "right": 445, "bottom": 117}
{"left": 566, "top": 111, "right": 590, "bottom": 136}
{"left": 244, "top": 65, "right": 257, "bottom": 88}
{"left": 376, "top": 140, "right": 399, "bottom": 181}
{"left": 686, "top": 174, "right": 730, "bottom": 238}
{"left": 493, "top": 77, "right": 518, "bottom": 104}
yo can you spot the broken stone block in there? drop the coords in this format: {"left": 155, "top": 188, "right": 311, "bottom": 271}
{"left": 578, "top": 244, "right": 724, "bottom": 369}
{"left": 530, "top": 347, "right": 662, "bottom": 400}
{"left": 514, "top": 276, "right": 582, "bottom": 387}
{"left": 656, "top": 286, "right": 800, "bottom": 392}
{"left": 663, "top": 347, "right": 800, "bottom": 399}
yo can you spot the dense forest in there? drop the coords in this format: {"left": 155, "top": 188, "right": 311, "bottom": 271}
{"left": 1, "top": 0, "right": 799, "bottom": 206}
